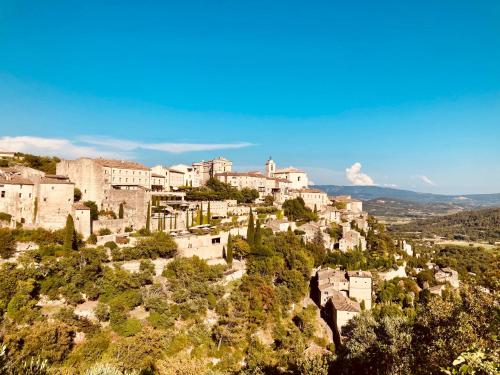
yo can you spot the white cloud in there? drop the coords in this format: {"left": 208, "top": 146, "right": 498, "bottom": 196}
{"left": 0, "top": 136, "right": 125, "bottom": 159}
{"left": 0, "top": 135, "right": 254, "bottom": 160}
{"left": 419, "top": 175, "right": 436, "bottom": 186}
{"left": 78, "top": 136, "right": 253, "bottom": 154}
{"left": 345, "top": 162, "right": 375, "bottom": 186}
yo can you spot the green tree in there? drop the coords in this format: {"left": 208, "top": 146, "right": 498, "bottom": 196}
{"left": 226, "top": 234, "right": 233, "bottom": 265}
{"left": 247, "top": 209, "right": 255, "bottom": 244}
{"left": 0, "top": 229, "right": 16, "bottom": 259}
{"left": 199, "top": 203, "right": 203, "bottom": 225}
{"left": 63, "top": 214, "right": 78, "bottom": 251}
{"left": 145, "top": 202, "right": 151, "bottom": 232}
{"left": 118, "top": 203, "right": 124, "bottom": 219}
{"left": 74, "top": 187, "right": 82, "bottom": 202}
{"left": 207, "top": 201, "right": 211, "bottom": 224}
{"left": 254, "top": 219, "right": 262, "bottom": 247}
{"left": 83, "top": 201, "right": 99, "bottom": 221}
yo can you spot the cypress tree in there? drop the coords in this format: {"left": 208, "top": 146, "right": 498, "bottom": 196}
{"left": 146, "top": 202, "right": 151, "bottom": 232}
{"left": 170, "top": 215, "right": 173, "bottom": 230}
{"left": 207, "top": 201, "right": 211, "bottom": 224}
{"left": 314, "top": 204, "right": 318, "bottom": 214}
{"left": 222, "top": 245, "right": 226, "bottom": 259}
{"left": 191, "top": 209, "right": 195, "bottom": 226}
{"left": 186, "top": 210, "right": 189, "bottom": 229}
{"left": 227, "top": 233, "right": 233, "bottom": 265}
{"left": 247, "top": 209, "right": 254, "bottom": 244}
{"left": 64, "top": 214, "right": 78, "bottom": 251}
{"left": 199, "top": 203, "right": 203, "bottom": 225}
{"left": 174, "top": 213, "right": 177, "bottom": 229}
{"left": 254, "top": 219, "right": 262, "bottom": 247}
{"left": 118, "top": 203, "right": 124, "bottom": 219}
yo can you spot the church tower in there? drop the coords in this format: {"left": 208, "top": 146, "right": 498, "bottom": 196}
{"left": 266, "top": 156, "right": 276, "bottom": 177}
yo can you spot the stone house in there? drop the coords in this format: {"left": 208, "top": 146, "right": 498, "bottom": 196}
{"left": 289, "top": 188, "right": 329, "bottom": 210}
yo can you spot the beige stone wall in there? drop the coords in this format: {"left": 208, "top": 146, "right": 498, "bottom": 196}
{"left": 73, "top": 208, "right": 91, "bottom": 239}
{"left": 102, "top": 189, "right": 149, "bottom": 230}
{"left": 57, "top": 158, "right": 106, "bottom": 204}
{"left": 349, "top": 277, "right": 372, "bottom": 309}
{"left": 93, "top": 218, "right": 127, "bottom": 234}
{"left": 35, "top": 182, "right": 74, "bottom": 230}
{"left": 175, "top": 231, "right": 230, "bottom": 260}
{"left": 0, "top": 183, "right": 35, "bottom": 225}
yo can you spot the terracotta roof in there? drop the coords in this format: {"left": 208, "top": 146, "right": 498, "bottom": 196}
{"left": 73, "top": 203, "right": 90, "bottom": 210}
{"left": 168, "top": 168, "right": 185, "bottom": 174}
{"left": 330, "top": 290, "right": 360, "bottom": 312}
{"left": 215, "top": 171, "right": 264, "bottom": 178}
{"left": 274, "top": 167, "right": 305, "bottom": 174}
{"left": 39, "top": 177, "right": 73, "bottom": 185}
{"left": 291, "top": 188, "right": 325, "bottom": 194}
{"left": 0, "top": 177, "right": 34, "bottom": 185}
{"left": 95, "top": 158, "right": 150, "bottom": 171}
{"left": 347, "top": 270, "right": 372, "bottom": 278}
{"left": 151, "top": 173, "right": 165, "bottom": 178}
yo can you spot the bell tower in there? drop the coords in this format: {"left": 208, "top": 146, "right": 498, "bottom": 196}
{"left": 266, "top": 156, "right": 276, "bottom": 177}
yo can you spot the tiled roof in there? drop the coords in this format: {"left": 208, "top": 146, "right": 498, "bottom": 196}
{"left": 39, "top": 177, "right": 73, "bottom": 185}
{"left": 151, "top": 173, "right": 165, "bottom": 178}
{"left": 274, "top": 167, "right": 305, "bottom": 173}
{"left": 168, "top": 168, "right": 185, "bottom": 174}
{"left": 73, "top": 203, "right": 90, "bottom": 210}
{"left": 330, "top": 290, "right": 360, "bottom": 312}
{"left": 95, "top": 158, "right": 150, "bottom": 171}
{"left": 347, "top": 270, "right": 372, "bottom": 278}
{"left": 0, "top": 177, "right": 34, "bottom": 185}
{"left": 215, "top": 171, "right": 264, "bottom": 178}
{"left": 291, "top": 188, "right": 325, "bottom": 194}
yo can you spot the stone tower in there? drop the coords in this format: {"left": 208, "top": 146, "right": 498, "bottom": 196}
{"left": 265, "top": 157, "right": 276, "bottom": 177}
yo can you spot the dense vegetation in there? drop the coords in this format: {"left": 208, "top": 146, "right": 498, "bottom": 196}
{"left": 182, "top": 178, "right": 259, "bottom": 203}
{"left": 333, "top": 284, "right": 499, "bottom": 375}
{"left": 391, "top": 208, "right": 500, "bottom": 242}
{"left": 0, "top": 153, "right": 60, "bottom": 174}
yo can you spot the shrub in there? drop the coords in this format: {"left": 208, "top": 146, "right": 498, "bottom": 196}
{"left": 87, "top": 234, "right": 97, "bottom": 244}
{"left": 115, "top": 318, "right": 142, "bottom": 337}
{"left": 94, "top": 303, "right": 110, "bottom": 322}
{"left": 0, "top": 212, "right": 12, "bottom": 222}
{"left": 0, "top": 229, "right": 16, "bottom": 259}
{"left": 98, "top": 228, "right": 112, "bottom": 236}
{"left": 124, "top": 226, "right": 133, "bottom": 233}
{"left": 104, "top": 241, "right": 118, "bottom": 250}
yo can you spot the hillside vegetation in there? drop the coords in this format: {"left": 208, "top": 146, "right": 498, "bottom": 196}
{"left": 390, "top": 208, "right": 500, "bottom": 242}
{"left": 0, "top": 153, "right": 60, "bottom": 174}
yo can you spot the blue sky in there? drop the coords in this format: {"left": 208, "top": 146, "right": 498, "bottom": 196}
{"left": 0, "top": 1, "right": 499, "bottom": 194}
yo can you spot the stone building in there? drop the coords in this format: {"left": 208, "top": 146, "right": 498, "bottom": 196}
{"left": 34, "top": 176, "right": 75, "bottom": 230}
{"left": 265, "top": 157, "right": 309, "bottom": 189}
{"left": 325, "top": 291, "right": 361, "bottom": 344}
{"left": 435, "top": 267, "right": 459, "bottom": 288}
{"left": 170, "top": 164, "right": 200, "bottom": 187}
{"left": 0, "top": 168, "right": 90, "bottom": 236}
{"left": 192, "top": 157, "right": 232, "bottom": 185}
{"left": 331, "top": 195, "right": 363, "bottom": 213}
{"left": 215, "top": 171, "right": 292, "bottom": 200}
{"left": 338, "top": 228, "right": 367, "bottom": 252}
{"left": 289, "top": 188, "right": 329, "bottom": 210}
{"left": 314, "top": 267, "right": 372, "bottom": 310}
{"left": 57, "top": 157, "right": 151, "bottom": 204}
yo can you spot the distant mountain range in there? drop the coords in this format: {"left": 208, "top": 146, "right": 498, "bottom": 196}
{"left": 313, "top": 185, "right": 500, "bottom": 207}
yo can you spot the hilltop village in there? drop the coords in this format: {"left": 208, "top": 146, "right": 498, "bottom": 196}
{"left": 0, "top": 152, "right": 495, "bottom": 374}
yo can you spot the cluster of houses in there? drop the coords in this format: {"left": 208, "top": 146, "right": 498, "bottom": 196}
{"left": 1, "top": 151, "right": 464, "bottom": 346}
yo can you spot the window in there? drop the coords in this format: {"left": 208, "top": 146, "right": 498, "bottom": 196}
{"left": 1, "top": 191, "right": 5, "bottom": 198}
{"left": 44, "top": 198, "right": 47, "bottom": 202}
{"left": 19, "top": 193, "right": 22, "bottom": 198}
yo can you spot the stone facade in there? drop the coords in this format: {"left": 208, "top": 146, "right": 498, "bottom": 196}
{"left": 314, "top": 267, "right": 372, "bottom": 310}
{"left": 193, "top": 157, "right": 232, "bottom": 185}
{"left": 57, "top": 157, "right": 151, "bottom": 204}
{"left": 289, "top": 188, "right": 329, "bottom": 210}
